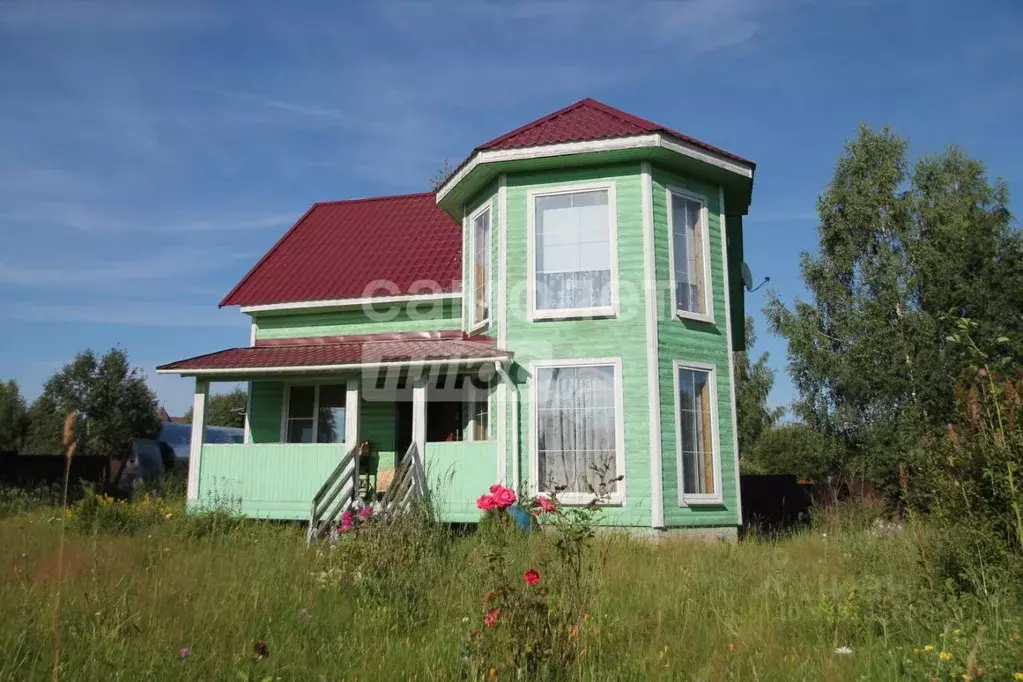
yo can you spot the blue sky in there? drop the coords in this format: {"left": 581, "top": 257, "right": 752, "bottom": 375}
{"left": 0, "top": 0, "right": 1020, "bottom": 416}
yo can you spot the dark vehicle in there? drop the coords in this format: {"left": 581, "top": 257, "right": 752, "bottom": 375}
{"left": 158, "top": 422, "right": 244, "bottom": 462}
{"left": 108, "top": 438, "right": 167, "bottom": 495}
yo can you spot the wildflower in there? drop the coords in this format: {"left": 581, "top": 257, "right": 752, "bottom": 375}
{"left": 940, "top": 651, "right": 953, "bottom": 661}
{"left": 835, "top": 646, "right": 853, "bottom": 655}
{"left": 913, "top": 648, "right": 921, "bottom": 653}
{"left": 299, "top": 608, "right": 311, "bottom": 620}
{"left": 1013, "top": 673, "right": 1023, "bottom": 681}
{"left": 924, "top": 645, "right": 935, "bottom": 652}
{"left": 524, "top": 569, "right": 541, "bottom": 585}
{"left": 536, "top": 496, "right": 556, "bottom": 514}
{"left": 358, "top": 505, "right": 374, "bottom": 521}
{"left": 253, "top": 640, "right": 269, "bottom": 659}
{"left": 477, "top": 494, "right": 497, "bottom": 511}
{"left": 179, "top": 648, "right": 191, "bottom": 659}
{"left": 484, "top": 607, "right": 500, "bottom": 628}
{"left": 493, "top": 486, "right": 516, "bottom": 508}
{"left": 340, "top": 510, "right": 355, "bottom": 532}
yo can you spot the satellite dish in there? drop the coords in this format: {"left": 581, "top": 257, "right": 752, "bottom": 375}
{"left": 741, "top": 262, "right": 770, "bottom": 292}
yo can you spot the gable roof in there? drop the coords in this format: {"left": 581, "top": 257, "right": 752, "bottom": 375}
{"left": 475, "top": 98, "right": 754, "bottom": 166}
{"left": 220, "top": 192, "right": 461, "bottom": 308}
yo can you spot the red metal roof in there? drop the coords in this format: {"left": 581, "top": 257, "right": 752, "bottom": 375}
{"left": 220, "top": 192, "right": 461, "bottom": 307}
{"left": 476, "top": 98, "right": 754, "bottom": 166}
{"left": 157, "top": 333, "right": 509, "bottom": 373}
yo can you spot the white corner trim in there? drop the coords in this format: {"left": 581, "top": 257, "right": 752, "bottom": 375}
{"left": 640, "top": 162, "right": 664, "bottom": 528}
{"left": 497, "top": 174, "right": 509, "bottom": 484}
{"left": 461, "top": 203, "right": 469, "bottom": 332}
{"left": 436, "top": 133, "right": 752, "bottom": 202}
{"left": 243, "top": 322, "right": 256, "bottom": 444}
{"left": 525, "top": 179, "right": 620, "bottom": 322}
{"left": 240, "top": 291, "right": 460, "bottom": 315}
{"left": 672, "top": 359, "right": 724, "bottom": 507}
{"left": 187, "top": 379, "right": 209, "bottom": 501}
{"left": 665, "top": 185, "right": 715, "bottom": 324}
{"left": 719, "top": 186, "right": 743, "bottom": 525}
{"left": 528, "top": 357, "right": 627, "bottom": 506}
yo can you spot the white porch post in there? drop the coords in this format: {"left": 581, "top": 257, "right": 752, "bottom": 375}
{"left": 411, "top": 377, "right": 427, "bottom": 456}
{"left": 345, "top": 379, "right": 360, "bottom": 446}
{"left": 187, "top": 379, "right": 209, "bottom": 502}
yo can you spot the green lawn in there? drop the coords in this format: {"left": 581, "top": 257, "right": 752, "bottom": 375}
{"left": 1, "top": 493, "right": 1021, "bottom": 681}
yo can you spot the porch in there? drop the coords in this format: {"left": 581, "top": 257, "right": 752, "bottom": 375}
{"left": 157, "top": 332, "right": 510, "bottom": 524}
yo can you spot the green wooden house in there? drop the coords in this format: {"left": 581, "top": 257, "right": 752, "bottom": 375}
{"left": 158, "top": 98, "right": 756, "bottom": 537}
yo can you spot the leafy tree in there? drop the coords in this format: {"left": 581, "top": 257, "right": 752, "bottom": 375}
{"left": 0, "top": 379, "right": 29, "bottom": 452}
{"left": 430, "top": 158, "right": 454, "bottom": 192}
{"left": 740, "top": 423, "right": 845, "bottom": 483}
{"left": 765, "top": 125, "right": 1023, "bottom": 489}
{"left": 733, "top": 317, "right": 783, "bottom": 458}
{"left": 24, "top": 348, "right": 160, "bottom": 458}
{"left": 184, "top": 387, "right": 247, "bottom": 428}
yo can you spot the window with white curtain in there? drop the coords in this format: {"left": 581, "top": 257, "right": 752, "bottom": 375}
{"left": 532, "top": 186, "right": 615, "bottom": 317}
{"left": 675, "top": 364, "right": 719, "bottom": 501}
{"left": 534, "top": 360, "right": 622, "bottom": 502}
{"left": 669, "top": 190, "right": 711, "bottom": 319}
{"left": 470, "top": 206, "right": 490, "bottom": 328}
{"left": 283, "top": 383, "right": 346, "bottom": 444}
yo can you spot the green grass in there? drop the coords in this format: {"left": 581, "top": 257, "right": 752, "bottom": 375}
{"left": 1, "top": 493, "right": 1021, "bottom": 681}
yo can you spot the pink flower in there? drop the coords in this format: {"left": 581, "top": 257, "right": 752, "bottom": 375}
{"left": 358, "top": 506, "right": 374, "bottom": 521}
{"left": 484, "top": 607, "right": 500, "bottom": 628}
{"left": 536, "top": 496, "right": 556, "bottom": 514}
{"left": 492, "top": 486, "right": 517, "bottom": 509}
{"left": 340, "top": 510, "right": 355, "bottom": 532}
{"left": 489, "top": 484, "right": 503, "bottom": 494}
{"left": 179, "top": 648, "right": 191, "bottom": 659}
{"left": 524, "top": 569, "right": 540, "bottom": 585}
{"left": 477, "top": 494, "right": 497, "bottom": 511}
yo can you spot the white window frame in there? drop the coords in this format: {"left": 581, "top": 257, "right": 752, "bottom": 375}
{"left": 528, "top": 357, "right": 626, "bottom": 506}
{"left": 468, "top": 202, "right": 492, "bottom": 333}
{"left": 279, "top": 380, "right": 347, "bottom": 444}
{"left": 672, "top": 360, "right": 723, "bottom": 505}
{"left": 526, "top": 181, "right": 619, "bottom": 321}
{"left": 464, "top": 381, "right": 492, "bottom": 442}
{"left": 666, "top": 186, "right": 715, "bottom": 324}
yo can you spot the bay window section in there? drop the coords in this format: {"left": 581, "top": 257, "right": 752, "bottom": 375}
{"left": 470, "top": 206, "right": 490, "bottom": 329}
{"left": 532, "top": 186, "right": 615, "bottom": 318}
{"left": 675, "top": 364, "right": 720, "bottom": 502}
{"left": 283, "top": 383, "right": 346, "bottom": 444}
{"left": 669, "top": 190, "right": 712, "bottom": 320}
{"left": 534, "top": 360, "right": 623, "bottom": 502}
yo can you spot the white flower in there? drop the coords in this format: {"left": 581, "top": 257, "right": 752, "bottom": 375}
{"left": 835, "top": 646, "right": 853, "bottom": 655}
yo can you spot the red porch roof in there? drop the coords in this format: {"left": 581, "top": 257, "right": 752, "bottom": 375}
{"left": 220, "top": 193, "right": 461, "bottom": 308}
{"left": 157, "top": 332, "right": 510, "bottom": 374}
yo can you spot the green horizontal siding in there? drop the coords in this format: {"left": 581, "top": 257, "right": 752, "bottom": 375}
{"left": 254, "top": 300, "right": 461, "bottom": 340}
{"left": 198, "top": 443, "right": 349, "bottom": 520}
{"left": 425, "top": 441, "right": 497, "bottom": 523}
{"left": 651, "top": 167, "right": 738, "bottom": 527}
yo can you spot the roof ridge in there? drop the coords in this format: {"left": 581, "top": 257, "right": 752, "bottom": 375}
{"left": 313, "top": 191, "right": 435, "bottom": 207}
{"left": 476, "top": 98, "right": 590, "bottom": 150}
{"left": 579, "top": 97, "right": 660, "bottom": 132}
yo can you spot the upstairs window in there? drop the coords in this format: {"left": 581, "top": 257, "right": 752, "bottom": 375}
{"left": 530, "top": 184, "right": 616, "bottom": 319}
{"left": 283, "top": 383, "right": 346, "bottom": 443}
{"left": 668, "top": 189, "right": 712, "bottom": 320}
{"left": 470, "top": 206, "right": 491, "bottom": 329}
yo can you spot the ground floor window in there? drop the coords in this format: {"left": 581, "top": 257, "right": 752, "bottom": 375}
{"left": 283, "top": 383, "right": 346, "bottom": 444}
{"left": 533, "top": 359, "right": 623, "bottom": 502}
{"left": 426, "top": 381, "right": 491, "bottom": 443}
{"left": 674, "top": 363, "right": 720, "bottom": 502}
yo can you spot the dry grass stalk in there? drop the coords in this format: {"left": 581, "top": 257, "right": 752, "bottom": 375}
{"left": 52, "top": 411, "right": 76, "bottom": 682}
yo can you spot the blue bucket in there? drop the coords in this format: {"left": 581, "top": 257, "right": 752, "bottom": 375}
{"left": 506, "top": 505, "right": 534, "bottom": 533}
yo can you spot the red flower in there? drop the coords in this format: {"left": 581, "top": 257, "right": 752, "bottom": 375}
{"left": 492, "top": 486, "right": 516, "bottom": 509}
{"left": 524, "top": 569, "right": 541, "bottom": 585}
{"left": 489, "top": 484, "right": 503, "bottom": 494}
{"left": 484, "top": 607, "right": 500, "bottom": 628}
{"left": 536, "top": 496, "right": 556, "bottom": 514}
{"left": 477, "top": 494, "right": 497, "bottom": 511}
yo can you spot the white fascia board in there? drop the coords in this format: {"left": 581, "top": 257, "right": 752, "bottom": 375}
{"left": 436, "top": 133, "right": 752, "bottom": 202}
{"left": 157, "top": 356, "right": 510, "bottom": 377}
{"left": 240, "top": 291, "right": 460, "bottom": 315}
